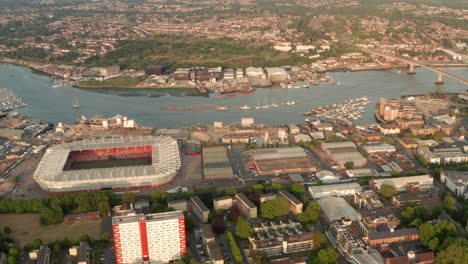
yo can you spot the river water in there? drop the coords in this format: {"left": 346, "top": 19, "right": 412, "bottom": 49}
{"left": 0, "top": 63, "right": 466, "bottom": 127}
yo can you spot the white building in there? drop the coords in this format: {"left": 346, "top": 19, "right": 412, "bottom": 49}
{"left": 288, "top": 123, "right": 300, "bottom": 135}
{"left": 370, "top": 175, "right": 433, "bottom": 192}
{"left": 363, "top": 144, "right": 396, "bottom": 153}
{"left": 440, "top": 171, "right": 468, "bottom": 198}
{"left": 316, "top": 170, "right": 340, "bottom": 183}
{"left": 112, "top": 211, "right": 186, "bottom": 264}
{"left": 309, "top": 183, "right": 363, "bottom": 199}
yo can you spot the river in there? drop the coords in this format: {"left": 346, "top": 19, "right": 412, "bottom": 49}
{"left": 0, "top": 63, "right": 466, "bottom": 127}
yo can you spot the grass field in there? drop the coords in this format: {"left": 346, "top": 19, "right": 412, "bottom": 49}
{"left": 0, "top": 214, "right": 102, "bottom": 246}
{"left": 71, "top": 157, "right": 151, "bottom": 170}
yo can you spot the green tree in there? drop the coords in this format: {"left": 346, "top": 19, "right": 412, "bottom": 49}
{"left": 227, "top": 232, "right": 243, "bottom": 263}
{"left": 290, "top": 183, "right": 305, "bottom": 195}
{"left": 122, "top": 192, "right": 137, "bottom": 204}
{"left": 344, "top": 161, "right": 354, "bottom": 169}
{"left": 235, "top": 217, "right": 252, "bottom": 239}
{"left": 98, "top": 201, "right": 110, "bottom": 217}
{"left": 315, "top": 248, "right": 338, "bottom": 264}
{"left": 225, "top": 188, "right": 238, "bottom": 195}
{"left": 101, "top": 232, "right": 112, "bottom": 242}
{"left": 252, "top": 184, "right": 265, "bottom": 194}
{"left": 443, "top": 194, "right": 456, "bottom": 212}
{"left": 380, "top": 184, "right": 397, "bottom": 198}
{"left": 436, "top": 238, "right": 468, "bottom": 264}
{"left": 260, "top": 197, "right": 289, "bottom": 219}
{"left": 32, "top": 239, "right": 43, "bottom": 249}
{"left": 298, "top": 201, "right": 320, "bottom": 223}
{"left": 7, "top": 256, "right": 16, "bottom": 264}
{"left": 3, "top": 226, "right": 11, "bottom": 234}
{"left": 312, "top": 232, "right": 328, "bottom": 250}
{"left": 8, "top": 248, "right": 18, "bottom": 257}
{"left": 151, "top": 191, "right": 167, "bottom": 203}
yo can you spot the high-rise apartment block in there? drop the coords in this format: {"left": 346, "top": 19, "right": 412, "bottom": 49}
{"left": 112, "top": 211, "right": 186, "bottom": 264}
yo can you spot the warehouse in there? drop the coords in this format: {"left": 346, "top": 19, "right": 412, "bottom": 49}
{"left": 363, "top": 143, "right": 396, "bottom": 153}
{"left": 265, "top": 67, "right": 288, "bottom": 82}
{"left": 322, "top": 142, "right": 367, "bottom": 168}
{"left": 317, "top": 197, "right": 359, "bottom": 223}
{"left": 202, "top": 146, "right": 234, "bottom": 179}
{"left": 309, "top": 183, "right": 363, "bottom": 199}
{"left": 370, "top": 175, "right": 433, "bottom": 192}
{"left": 249, "top": 147, "right": 317, "bottom": 176}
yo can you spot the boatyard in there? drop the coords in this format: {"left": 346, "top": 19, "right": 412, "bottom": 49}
{"left": 0, "top": 88, "right": 27, "bottom": 112}
{"left": 304, "top": 96, "right": 373, "bottom": 124}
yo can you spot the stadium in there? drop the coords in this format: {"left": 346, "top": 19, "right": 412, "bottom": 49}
{"left": 34, "top": 136, "right": 181, "bottom": 192}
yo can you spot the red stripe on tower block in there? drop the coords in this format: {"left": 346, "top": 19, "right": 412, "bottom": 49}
{"left": 112, "top": 224, "right": 124, "bottom": 264}
{"left": 139, "top": 221, "right": 150, "bottom": 261}
{"left": 178, "top": 218, "right": 187, "bottom": 255}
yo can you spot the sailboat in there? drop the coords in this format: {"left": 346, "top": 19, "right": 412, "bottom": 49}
{"left": 72, "top": 96, "right": 80, "bottom": 109}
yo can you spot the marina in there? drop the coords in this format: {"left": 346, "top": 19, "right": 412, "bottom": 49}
{"left": 0, "top": 88, "right": 27, "bottom": 112}
{"left": 304, "top": 96, "right": 372, "bottom": 125}
{"left": 0, "top": 63, "right": 466, "bottom": 127}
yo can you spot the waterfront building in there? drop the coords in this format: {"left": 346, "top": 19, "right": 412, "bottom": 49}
{"left": 377, "top": 123, "right": 400, "bottom": 135}
{"left": 112, "top": 211, "right": 186, "bottom": 264}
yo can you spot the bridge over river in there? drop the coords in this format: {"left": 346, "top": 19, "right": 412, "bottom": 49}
{"left": 363, "top": 49, "right": 468, "bottom": 86}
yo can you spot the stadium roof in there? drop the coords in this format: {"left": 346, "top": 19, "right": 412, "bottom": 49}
{"left": 34, "top": 136, "right": 180, "bottom": 192}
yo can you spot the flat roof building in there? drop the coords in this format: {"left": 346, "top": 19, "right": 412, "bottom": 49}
{"left": 112, "top": 211, "right": 186, "bottom": 264}
{"left": 213, "top": 196, "right": 233, "bottom": 211}
{"left": 202, "top": 147, "right": 234, "bottom": 179}
{"left": 191, "top": 196, "right": 210, "bottom": 223}
{"left": 279, "top": 190, "right": 303, "bottom": 214}
{"left": 441, "top": 171, "right": 468, "bottom": 198}
{"left": 317, "top": 197, "right": 359, "bottom": 222}
{"left": 235, "top": 193, "right": 257, "bottom": 219}
{"left": 168, "top": 199, "right": 188, "bottom": 212}
{"left": 370, "top": 175, "right": 433, "bottom": 192}
{"left": 250, "top": 147, "right": 317, "bottom": 176}
{"left": 309, "top": 183, "right": 363, "bottom": 199}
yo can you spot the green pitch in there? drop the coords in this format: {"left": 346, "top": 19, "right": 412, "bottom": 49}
{"left": 72, "top": 158, "right": 151, "bottom": 170}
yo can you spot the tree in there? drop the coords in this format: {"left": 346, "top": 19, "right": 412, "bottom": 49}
{"left": 344, "top": 161, "right": 354, "bottom": 169}
{"left": 312, "top": 232, "right": 327, "bottom": 249}
{"left": 419, "top": 221, "right": 457, "bottom": 252}
{"left": 261, "top": 197, "right": 289, "bottom": 219}
{"left": 443, "top": 194, "right": 456, "bottom": 212}
{"left": 98, "top": 201, "right": 110, "bottom": 217}
{"left": 101, "top": 232, "right": 112, "bottom": 242}
{"left": 227, "top": 232, "right": 243, "bottom": 263}
{"left": 299, "top": 201, "right": 320, "bottom": 223}
{"left": 235, "top": 217, "right": 252, "bottom": 239}
{"left": 225, "top": 188, "right": 237, "bottom": 195}
{"left": 252, "top": 184, "right": 265, "bottom": 194}
{"left": 122, "top": 192, "right": 136, "bottom": 204}
{"left": 8, "top": 248, "right": 18, "bottom": 257}
{"left": 436, "top": 238, "right": 468, "bottom": 264}
{"left": 151, "top": 191, "right": 167, "bottom": 203}
{"left": 212, "top": 217, "right": 226, "bottom": 234}
{"left": 315, "top": 248, "right": 338, "bottom": 264}
{"left": 7, "top": 256, "right": 16, "bottom": 264}
{"left": 228, "top": 206, "right": 241, "bottom": 221}
{"left": 185, "top": 216, "right": 195, "bottom": 232}
{"left": 32, "top": 239, "right": 43, "bottom": 250}
{"left": 3, "top": 226, "right": 11, "bottom": 234}
{"left": 290, "top": 183, "right": 305, "bottom": 195}
{"left": 380, "top": 184, "right": 397, "bottom": 198}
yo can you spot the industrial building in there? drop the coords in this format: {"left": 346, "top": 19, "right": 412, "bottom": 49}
{"left": 33, "top": 136, "right": 181, "bottom": 192}
{"left": 440, "top": 171, "right": 468, "bottom": 198}
{"left": 362, "top": 143, "right": 396, "bottom": 153}
{"left": 202, "top": 146, "right": 234, "bottom": 179}
{"left": 144, "top": 65, "right": 167, "bottom": 75}
{"left": 265, "top": 67, "right": 288, "bottom": 82}
{"left": 112, "top": 211, "right": 186, "bottom": 264}
{"left": 322, "top": 142, "right": 367, "bottom": 168}
{"left": 317, "top": 197, "right": 359, "bottom": 222}
{"left": 249, "top": 147, "right": 317, "bottom": 176}
{"left": 370, "top": 175, "right": 433, "bottom": 192}
{"left": 309, "top": 183, "right": 363, "bottom": 199}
